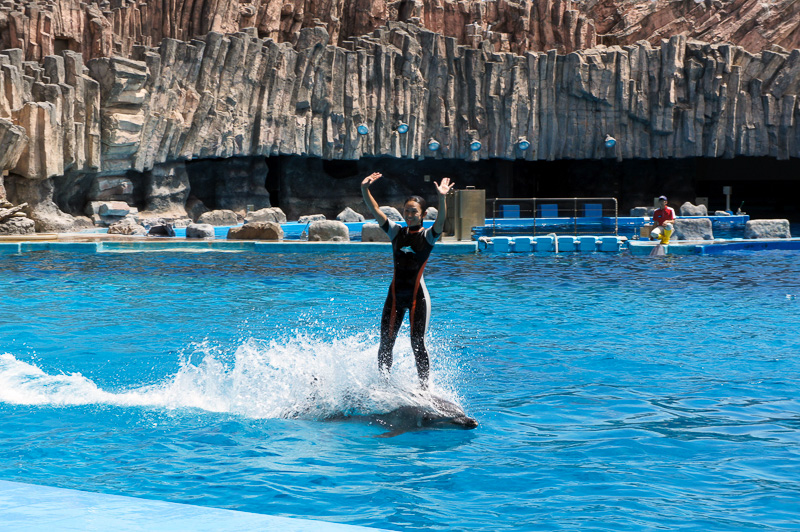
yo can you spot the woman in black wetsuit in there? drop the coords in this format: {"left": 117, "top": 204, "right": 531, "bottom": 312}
{"left": 361, "top": 172, "right": 455, "bottom": 388}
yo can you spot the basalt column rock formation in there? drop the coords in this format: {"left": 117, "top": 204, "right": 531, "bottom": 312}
{"left": 1, "top": 19, "right": 799, "bottom": 229}
{"left": 3, "top": 1, "right": 797, "bottom": 61}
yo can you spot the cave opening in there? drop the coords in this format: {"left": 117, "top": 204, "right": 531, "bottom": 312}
{"left": 73, "top": 155, "right": 796, "bottom": 224}
{"left": 269, "top": 155, "right": 800, "bottom": 222}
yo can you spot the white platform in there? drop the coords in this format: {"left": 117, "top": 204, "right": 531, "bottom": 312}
{"left": 0, "top": 480, "right": 389, "bottom": 532}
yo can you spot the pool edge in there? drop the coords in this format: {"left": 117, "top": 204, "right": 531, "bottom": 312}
{"left": 0, "top": 479, "right": 393, "bottom": 532}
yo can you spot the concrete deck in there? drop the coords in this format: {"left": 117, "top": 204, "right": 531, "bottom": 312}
{"left": 0, "top": 480, "right": 390, "bottom": 532}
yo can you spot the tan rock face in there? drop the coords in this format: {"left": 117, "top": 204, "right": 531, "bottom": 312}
{"left": 1, "top": 0, "right": 796, "bottom": 62}
{"left": 0, "top": 2, "right": 798, "bottom": 232}
{"left": 1, "top": 24, "right": 800, "bottom": 179}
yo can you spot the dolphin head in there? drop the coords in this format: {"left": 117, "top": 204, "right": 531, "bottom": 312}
{"left": 421, "top": 411, "right": 478, "bottom": 430}
{"left": 425, "top": 395, "right": 478, "bottom": 429}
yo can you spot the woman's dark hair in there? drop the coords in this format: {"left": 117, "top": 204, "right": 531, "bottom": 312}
{"left": 404, "top": 195, "right": 427, "bottom": 213}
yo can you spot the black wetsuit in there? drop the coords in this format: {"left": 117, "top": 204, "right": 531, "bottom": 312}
{"left": 378, "top": 220, "right": 440, "bottom": 386}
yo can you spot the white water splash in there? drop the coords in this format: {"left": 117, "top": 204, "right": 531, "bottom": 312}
{"left": 0, "top": 332, "right": 464, "bottom": 419}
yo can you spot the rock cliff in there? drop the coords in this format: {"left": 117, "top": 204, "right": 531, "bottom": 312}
{"left": 0, "top": 2, "right": 798, "bottom": 230}
{"left": 2, "top": 1, "right": 797, "bottom": 62}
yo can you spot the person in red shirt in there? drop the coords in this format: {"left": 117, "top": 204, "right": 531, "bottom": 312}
{"left": 650, "top": 195, "right": 676, "bottom": 244}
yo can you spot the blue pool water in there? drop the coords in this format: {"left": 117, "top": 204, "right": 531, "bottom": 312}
{"left": 1, "top": 250, "right": 799, "bottom": 530}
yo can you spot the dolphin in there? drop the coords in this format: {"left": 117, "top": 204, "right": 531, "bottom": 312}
{"left": 327, "top": 394, "right": 478, "bottom": 438}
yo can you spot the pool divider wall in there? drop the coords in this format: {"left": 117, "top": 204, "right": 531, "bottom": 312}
{"left": 4, "top": 238, "right": 799, "bottom": 256}
{"left": 485, "top": 236, "right": 800, "bottom": 254}
{"left": 487, "top": 235, "right": 629, "bottom": 253}
{"left": 0, "top": 243, "right": 21, "bottom": 254}
{"left": 0, "top": 240, "right": 478, "bottom": 255}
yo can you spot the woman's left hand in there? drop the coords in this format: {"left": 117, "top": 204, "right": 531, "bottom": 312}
{"left": 434, "top": 177, "right": 454, "bottom": 196}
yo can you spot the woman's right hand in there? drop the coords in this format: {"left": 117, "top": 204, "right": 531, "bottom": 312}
{"left": 361, "top": 172, "right": 382, "bottom": 189}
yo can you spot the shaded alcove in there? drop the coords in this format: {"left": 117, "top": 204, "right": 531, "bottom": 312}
{"left": 60, "top": 154, "right": 795, "bottom": 223}
{"left": 504, "top": 157, "right": 800, "bottom": 220}
{"left": 185, "top": 157, "right": 271, "bottom": 213}
{"left": 272, "top": 155, "right": 502, "bottom": 220}
{"left": 268, "top": 155, "right": 800, "bottom": 222}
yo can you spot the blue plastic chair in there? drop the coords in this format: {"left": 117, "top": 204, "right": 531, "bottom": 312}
{"left": 583, "top": 203, "right": 603, "bottom": 218}
{"left": 500, "top": 205, "right": 520, "bottom": 218}
{"left": 539, "top": 204, "right": 558, "bottom": 218}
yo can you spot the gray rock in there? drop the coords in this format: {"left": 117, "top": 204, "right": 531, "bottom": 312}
{"left": 98, "top": 201, "right": 132, "bottom": 217}
{"left": 140, "top": 216, "right": 191, "bottom": 228}
{"left": 744, "top": 219, "right": 791, "bottom": 239}
{"left": 630, "top": 206, "right": 654, "bottom": 217}
{"left": 143, "top": 162, "right": 190, "bottom": 217}
{"left": 336, "top": 207, "right": 365, "bottom": 223}
{"left": 714, "top": 210, "right": 731, "bottom": 216}
{"left": 245, "top": 207, "right": 287, "bottom": 224}
{"left": 0, "top": 216, "right": 35, "bottom": 235}
{"left": 107, "top": 216, "right": 146, "bottom": 235}
{"left": 380, "top": 206, "right": 403, "bottom": 221}
{"left": 298, "top": 214, "right": 326, "bottom": 223}
{"left": 198, "top": 209, "right": 239, "bottom": 226}
{"left": 425, "top": 207, "right": 438, "bottom": 221}
{"left": 186, "top": 196, "right": 209, "bottom": 222}
{"left": 147, "top": 224, "right": 176, "bottom": 237}
{"left": 309, "top": 220, "right": 350, "bottom": 242}
{"left": 361, "top": 222, "right": 390, "bottom": 242}
{"left": 674, "top": 218, "right": 713, "bottom": 240}
{"left": 227, "top": 222, "right": 283, "bottom": 240}
{"left": 88, "top": 177, "right": 134, "bottom": 201}
{"left": 0, "top": 203, "right": 28, "bottom": 222}
{"left": 680, "top": 202, "right": 708, "bottom": 216}
{"left": 186, "top": 223, "right": 215, "bottom": 238}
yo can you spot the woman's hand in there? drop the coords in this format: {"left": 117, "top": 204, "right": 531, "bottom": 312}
{"left": 361, "top": 172, "right": 382, "bottom": 190}
{"left": 434, "top": 177, "right": 454, "bottom": 196}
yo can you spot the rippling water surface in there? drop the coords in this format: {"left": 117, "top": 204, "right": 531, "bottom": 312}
{"left": 1, "top": 250, "right": 799, "bottom": 530}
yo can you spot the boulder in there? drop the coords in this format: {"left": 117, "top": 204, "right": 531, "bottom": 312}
{"left": 630, "top": 206, "right": 654, "bottom": 216}
{"left": 674, "top": 218, "right": 713, "bottom": 240}
{"left": 85, "top": 201, "right": 138, "bottom": 223}
{"left": 186, "top": 196, "right": 209, "bottom": 222}
{"left": 98, "top": 201, "right": 132, "bottom": 217}
{"left": 425, "top": 207, "right": 438, "bottom": 221}
{"left": 309, "top": 220, "right": 350, "bottom": 242}
{"left": 88, "top": 177, "right": 134, "bottom": 202}
{"left": 198, "top": 209, "right": 239, "bottom": 226}
{"left": 714, "top": 210, "right": 731, "bottom": 216}
{"left": 244, "top": 207, "right": 286, "bottom": 224}
{"left": 186, "top": 223, "right": 215, "bottom": 239}
{"left": 107, "top": 216, "right": 146, "bottom": 235}
{"left": 744, "top": 220, "right": 791, "bottom": 239}
{"left": 298, "top": 214, "right": 326, "bottom": 223}
{"left": 0, "top": 203, "right": 28, "bottom": 222}
{"left": 680, "top": 202, "right": 708, "bottom": 216}
{"left": 0, "top": 216, "right": 35, "bottom": 235}
{"left": 147, "top": 224, "right": 176, "bottom": 237}
{"left": 380, "top": 206, "right": 403, "bottom": 221}
{"left": 361, "top": 222, "right": 390, "bottom": 242}
{"left": 140, "top": 215, "right": 191, "bottom": 228}
{"left": 227, "top": 222, "right": 283, "bottom": 240}
{"left": 336, "top": 207, "right": 364, "bottom": 222}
